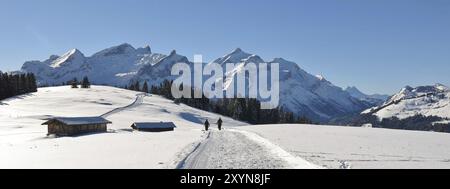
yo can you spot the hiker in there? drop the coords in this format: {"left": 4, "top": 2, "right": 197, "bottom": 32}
{"left": 217, "top": 118, "right": 223, "bottom": 130}
{"left": 204, "top": 119, "right": 210, "bottom": 131}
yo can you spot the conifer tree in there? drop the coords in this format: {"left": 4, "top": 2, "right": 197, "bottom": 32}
{"left": 71, "top": 78, "right": 78, "bottom": 88}
{"left": 0, "top": 72, "right": 38, "bottom": 100}
{"left": 142, "top": 81, "right": 149, "bottom": 93}
{"left": 134, "top": 81, "right": 140, "bottom": 91}
{"left": 81, "top": 76, "right": 91, "bottom": 88}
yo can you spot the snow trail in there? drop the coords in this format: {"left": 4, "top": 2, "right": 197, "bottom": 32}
{"left": 179, "top": 129, "right": 319, "bottom": 169}
{"left": 101, "top": 93, "right": 146, "bottom": 118}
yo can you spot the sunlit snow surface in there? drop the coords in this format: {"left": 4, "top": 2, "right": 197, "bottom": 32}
{"left": 238, "top": 124, "right": 450, "bottom": 169}
{"left": 0, "top": 86, "right": 245, "bottom": 168}
{"left": 1, "top": 86, "right": 449, "bottom": 169}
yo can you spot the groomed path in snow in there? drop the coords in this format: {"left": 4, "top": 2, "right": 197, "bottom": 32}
{"left": 179, "top": 129, "right": 319, "bottom": 169}
{"left": 101, "top": 93, "right": 145, "bottom": 117}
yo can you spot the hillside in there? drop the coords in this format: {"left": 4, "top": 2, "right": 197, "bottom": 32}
{"left": 1, "top": 86, "right": 450, "bottom": 169}
{"left": 363, "top": 84, "right": 450, "bottom": 120}
{"left": 0, "top": 86, "right": 246, "bottom": 168}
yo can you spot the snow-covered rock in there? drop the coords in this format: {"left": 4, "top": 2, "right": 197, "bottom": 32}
{"left": 133, "top": 50, "right": 191, "bottom": 87}
{"left": 363, "top": 84, "right": 450, "bottom": 120}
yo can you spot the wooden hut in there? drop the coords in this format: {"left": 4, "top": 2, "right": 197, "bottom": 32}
{"left": 42, "top": 117, "right": 112, "bottom": 136}
{"left": 131, "top": 122, "right": 176, "bottom": 132}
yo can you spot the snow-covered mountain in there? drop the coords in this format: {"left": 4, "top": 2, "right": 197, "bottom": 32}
{"left": 207, "top": 48, "right": 371, "bottom": 121}
{"left": 362, "top": 84, "right": 450, "bottom": 120}
{"left": 21, "top": 44, "right": 372, "bottom": 121}
{"left": 133, "top": 50, "right": 190, "bottom": 87}
{"left": 21, "top": 43, "right": 166, "bottom": 87}
{"left": 345, "top": 86, "right": 389, "bottom": 105}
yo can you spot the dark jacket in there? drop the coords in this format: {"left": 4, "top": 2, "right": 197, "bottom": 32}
{"left": 204, "top": 120, "right": 210, "bottom": 130}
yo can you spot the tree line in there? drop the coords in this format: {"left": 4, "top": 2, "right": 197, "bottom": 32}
{"left": 0, "top": 72, "right": 38, "bottom": 101}
{"left": 70, "top": 77, "right": 91, "bottom": 89}
{"left": 125, "top": 79, "right": 312, "bottom": 125}
{"left": 340, "top": 113, "right": 450, "bottom": 133}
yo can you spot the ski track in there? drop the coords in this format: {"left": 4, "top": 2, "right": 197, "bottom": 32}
{"left": 180, "top": 129, "right": 318, "bottom": 169}
{"left": 101, "top": 93, "right": 145, "bottom": 118}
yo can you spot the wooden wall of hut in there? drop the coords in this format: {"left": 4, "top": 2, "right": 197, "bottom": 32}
{"left": 47, "top": 122, "right": 107, "bottom": 136}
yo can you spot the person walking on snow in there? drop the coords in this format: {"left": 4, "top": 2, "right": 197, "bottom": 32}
{"left": 217, "top": 118, "right": 223, "bottom": 131}
{"left": 204, "top": 119, "right": 210, "bottom": 131}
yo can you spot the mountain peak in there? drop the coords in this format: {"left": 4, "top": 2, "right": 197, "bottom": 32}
{"left": 345, "top": 86, "right": 366, "bottom": 98}
{"left": 50, "top": 49, "right": 86, "bottom": 68}
{"left": 315, "top": 74, "right": 326, "bottom": 81}
{"left": 169, "top": 50, "right": 177, "bottom": 56}
{"left": 231, "top": 48, "right": 243, "bottom": 54}
{"left": 43, "top": 55, "right": 61, "bottom": 65}
{"left": 114, "top": 43, "right": 135, "bottom": 50}
{"left": 403, "top": 85, "right": 413, "bottom": 91}
{"left": 61, "top": 49, "right": 84, "bottom": 58}
{"left": 346, "top": 86, "right": 361, "bottom": 93}
{"left": 49, "top": 55, "right": 60, "bottom": 60}
{"left": 136, "top": 45, "right": 152, "bottom": 54}
{"left": 243, "top": 54, "right": 265, "bottom": 63}
{"left": 228, "top": 48, "right": 251, "bottom": 56}
{"left": 93, "top": 43, "right": 136, "bottom": 57}
{"left": 435, "top": 83, "right": 449, "bottom": 92}
{"left": 69, "top": 48, "right": 83, "bottom": 55}
{"left": 214, "top": 48, "right": 253, "bottom": 64}
{"left": 272, "top": 58, "right": 288, "bottom": 63}
{"left": 142, "top": 45, "right": 151, "bottom": 51}
{"left": 346, "top": 86, "right": 389, "bottom": 105}
{"left": 159, "top": 49, "right": 188, "bottom": 63}
{"left": 118, "top": 43, "right": 134, "bottom": 48}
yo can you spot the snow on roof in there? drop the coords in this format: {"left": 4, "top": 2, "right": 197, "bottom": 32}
{"left": 131, "top": 122, "right": 177, "bottom": 129}
{"left": 42, "top": 117, "right": 112, "bottom": 126}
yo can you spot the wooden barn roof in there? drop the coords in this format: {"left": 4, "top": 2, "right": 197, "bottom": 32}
{"left": 132, "top": 122, "right": 177, "bottom": 129}
{"left": 42, "top": 117, "right": 112, "bottom": 126}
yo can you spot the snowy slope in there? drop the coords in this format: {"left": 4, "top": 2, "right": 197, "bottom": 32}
{"left": 238, "top": 124, "right": 450, "bottom": 169}
{"left": 363, "top": 84, "right": 450, "bottom": 120}
{"left": 2, "top": 86, "right": 450, "bottom": 169}
{"left": 0, "top": 86, "right": 246, "bottom": 168}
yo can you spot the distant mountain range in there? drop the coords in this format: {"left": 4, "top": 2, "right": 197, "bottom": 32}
{"left": 21, "top": 44, "right": 165, "bottom": 87}
{"left": 20, "top": 43, "right": 389, "bottom": 122}
{"left": 345, "top": 86, "right": 389, "bottom": 105}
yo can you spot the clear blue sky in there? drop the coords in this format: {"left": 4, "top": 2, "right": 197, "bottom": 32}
{"left": 0, "top": 0, "right": 449, "bottom": 94}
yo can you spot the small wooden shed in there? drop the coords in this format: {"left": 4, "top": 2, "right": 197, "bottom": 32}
{"left": 42, "top": 117, "right": 112, "bottom": 136}
{"left": 131, "top": 122, "right": 176, "bottom": 132}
